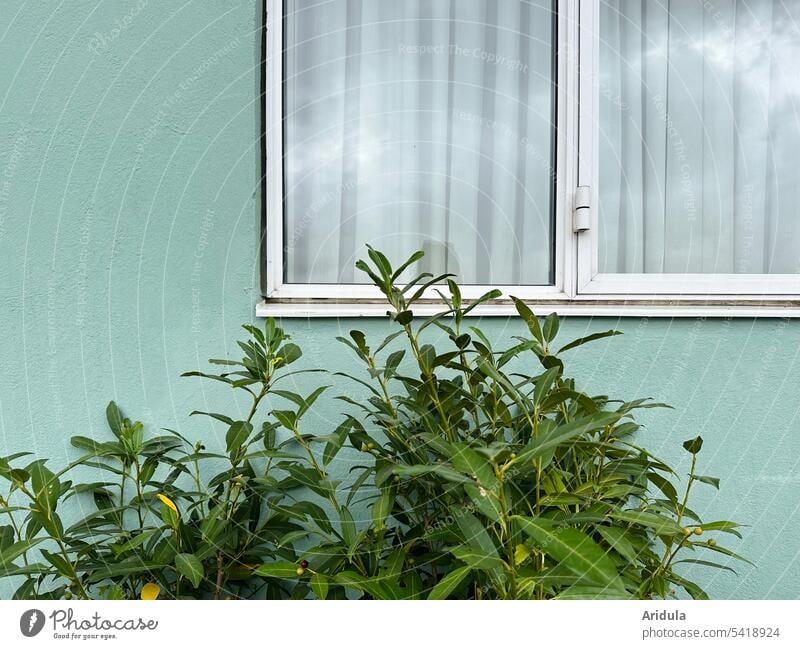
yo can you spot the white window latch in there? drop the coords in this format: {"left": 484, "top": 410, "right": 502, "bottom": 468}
{"left": 573, "top": 185, "right": 591, "bottom": 232}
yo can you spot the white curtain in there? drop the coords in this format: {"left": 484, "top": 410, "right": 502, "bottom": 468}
{"left": 600, "top": 0, "right": 800, "bottom": 274}
{"left": 284, "top": 0, "right": 554, "bottom": 285}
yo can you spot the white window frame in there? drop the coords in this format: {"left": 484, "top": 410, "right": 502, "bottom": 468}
{"left": 258, "top": 0, "right": 800, "bottom": 318}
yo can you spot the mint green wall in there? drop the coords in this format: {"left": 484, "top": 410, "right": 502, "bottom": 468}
{"left": 1, "top": 2, "right": 797, "bottom": 599}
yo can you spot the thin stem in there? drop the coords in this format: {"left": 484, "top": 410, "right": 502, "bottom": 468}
{"left": 214, "top": 553, "right": 225, "bottom": 600}
{"left": 214, "top": 382, "right": 270, "bottom": 599}
{"left": 54, "top": 537, "right": 89, "bottom": 599}
{"left": 370, "top": 358, "right": 425, "bottom": 464}
{"left": 133, "top": 459, "right": 145, "bottom": 529}
{"left": 452, "top": 314, "right": 482, "bottom": 434}
{"left": 677, "top": 454, "right": 697, "bottom": 525}
{"left": 119, "top": 466, "right": 127, "bottom": 516}
{"left": 655, "top": 453, "right": 698, "bottom": 583}
{"left": 16, "top": 481, "right": 89, "bottom": 599}
{"left": 497, "top": 480, "right": 517, "bottom": 600}
{"left": 0, "top": 494, "right": 38, "bottom": 597}
{"left": 174, "top": 527, "right": 183, "bottom": 599}
{"left": 402, "top": 324, "right": 454, "bottom": 442}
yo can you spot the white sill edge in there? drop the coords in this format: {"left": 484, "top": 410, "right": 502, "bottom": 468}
{"left": 256, "top": 300, "right": 800, "bottom": 319}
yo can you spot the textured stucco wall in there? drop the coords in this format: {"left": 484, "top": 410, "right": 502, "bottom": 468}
{"left": 1, "top": 1, "right": 798, "bottom": 599}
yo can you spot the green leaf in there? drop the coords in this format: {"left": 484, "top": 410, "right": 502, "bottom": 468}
{"left": 0, "top": 526, "right": 14, "bottom": 552}
{"left": 0, "top": 562, "right": 51, "bottom": 578}
{"left": 533, "top": 367, "right": 560, "bottom": 408}
{"left": 290, "top": 501, "right": 334, "bottom": 535}
{"left": 310, "top": 573, "right": 329, "bottom": 599}
{"left": 648, "top": 472, "right": 679, "bottom": 505}
{"left": 697, "top": 520, "right": 743, "bottom": 538}
{"left": 128, "top": 421, "right": 144, "bottom": 451}
{"left": 542, "top": 312, "right": 560, "bottom": 342}
{"left": 253, "top": 560, "right": 299, "bottom": 579}
{"left": 277, "top": 342, "right": 303, "bottom": 366}
{"left": 408, "top": 272, "right": 454, "bottom": 303}
{"left": 557, "top": 330, "right": 622, "bottom": 353}
{"left": 110, "top": 530, "right": 158, "bottom": 557}
{"left": 190, "top": 411, "right": 234, "bottom": 425}
{"left": 462, "top": 289, "right": 502, "bottom": 316}
{"left": 208, "top": 358, "right": 244, "bottom": 366}
{"left": 683, "top": 436, "right": 703, "bottom": 454}
{"left": 692, "top": 474, "right": 720, "bottom": 489}
{"left": 383, "top": 350, "right": 405, "bottom": 378}
{"left": 175, "top": 553, "right": 204, "bottom": 589}
{"left": 456, "top": 510, "right": 497, "bottom": 554}
{"left": 272, "top": 410, "right": 297, "bottom": 431}
{"left": 447, "top": 279, "right": 462, "bottom": 309}
{"left": 371, "top": 489, "right": 394, "bottom": 530}
{"left": 141, "top": 436, "right": 184, "bottom": 456}
{"left": 70, "top": 436, "right": 120, "bottom": 456}
{"left": 464, "top": 484, "right": 504, "bottom": 524}
{"left": 323, "top": 419, "right": 350, "bottom": 467}
{"left": 453, "top": 509, "right": 502, "bottom": 583}
{"left": 511, "top": 297, "right": 544, "bottom": 344}
{"left": 10, "top": 469, "right": 29, "bottom": 485}
{"left": 366, "top": 245, "right": 393, "bottom": 279}
{"left": 106, "top": 401, "right": 126, "bottom": 439}
{"left": 41, "top": 549, "right": 75, "bottom": 579}
{"left": 393, "top": 464, "right": 471, "bottom": 484}
{"left": 595, "top": 526, "right": 641, "bottom": 565}
{"left": 349, "top": 330, "right": 368, "bottom": 355}
{"left": 0, "top": 539, "right": 44, "bottom": 569}
{"left": 355, "top": 259, "right": 385, "bottom": 288}
{"left": 610, "top": 510, "right": 683, "bottom": 536}
{"left": 261, "top": 421, "right": 278, "bottom": 450}
{"left": 514, "top": 516, "right": 621, "bottom": 588}
{"left": 673, "top": 559, "right": 738, "bottom": 575}
{"left": 29, "top": 461, "right": 60, "bottom": 513}
{"left": 428, "top": 566, "right": 472, "bottom": 600}
{"left": 30, "top": 511, "right": 63, "bottom": 539}
{"left": 299, "top": 386, "right": 328, "bottom": 417}
{"left": 391, "top": 249, "right": 425, "bottom": 280}
{"left": 696, "top": 542, "right": 754, "bottom": 566}
{"left": 332, "top": 571, "right": 393, "bottom": 600}
{"left": 395, "top": 310, "right": 413, "bottom": 326}
{"left": 450, "top": 443, "right": 498, "bottom": 491}
{"left": 451, "top": 545, "right": 506, "bottom": 573}
{"left": 225, "top": 421, "right": 253, "bottom": 454}
{"left": 339, "top": 506, "right": 358, "bottom": 551}
{"left": 159, "top": 501, "right": 179, "bottom": 529}
{"left": 668, "top": 573, "right": 709, "bottom": 600}
{"left": 181, "top": 371, "right": 233, "bottom": 385}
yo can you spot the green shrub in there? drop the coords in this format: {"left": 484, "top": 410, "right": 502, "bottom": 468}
{"left": 0, "top": 248, "right": 747, "bottom": 599}
{"left": 0, "top": 323, "right": 319, "bottom": 599}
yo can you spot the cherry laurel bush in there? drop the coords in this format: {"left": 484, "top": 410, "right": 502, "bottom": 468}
{"left": 0, "top": 248, "right": 748, "bottom": 600}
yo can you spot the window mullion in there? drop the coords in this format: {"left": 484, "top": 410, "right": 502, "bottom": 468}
{"left": 574, "top": 0, "right": 598, "bottom": 293}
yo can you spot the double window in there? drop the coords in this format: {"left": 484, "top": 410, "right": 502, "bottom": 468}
{"left": 261, "top": 0, "right": 800, "bottom": 316}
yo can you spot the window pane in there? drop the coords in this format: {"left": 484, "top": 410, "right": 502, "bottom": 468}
{"left": 599, "top": 0, "right": 800, "bottom": 274}
{"left": 283, "top": 0, "right": 556, "bottom": 285}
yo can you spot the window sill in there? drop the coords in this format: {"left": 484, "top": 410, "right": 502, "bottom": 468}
{"left": 256, "top": 299, "right": 800, "bottom": 319}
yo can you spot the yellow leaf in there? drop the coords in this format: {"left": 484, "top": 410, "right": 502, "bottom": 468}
{"left": 157, "top": 493, "right": 178, "bottom": 513}
{"left": 514, "top": 543, "right": 531, "bottom": 566}
{"left": 141, "top": 582, "right": 161, "bottom": 600}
